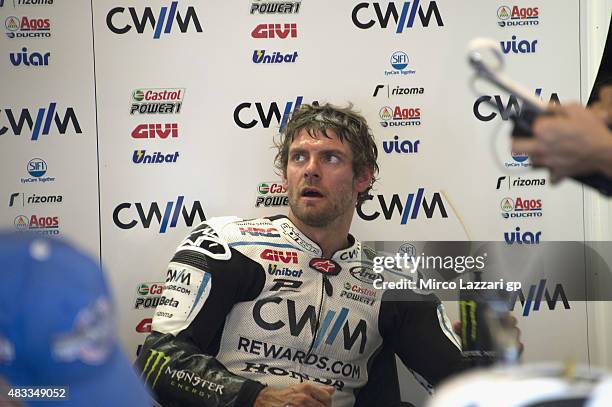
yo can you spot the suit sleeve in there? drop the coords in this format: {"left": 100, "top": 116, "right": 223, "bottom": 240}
{"left": 135, "top": 220, "right": 267, "bottom": 406}
{"left": 379, "top": 290, "right": 468, "bottom": 392}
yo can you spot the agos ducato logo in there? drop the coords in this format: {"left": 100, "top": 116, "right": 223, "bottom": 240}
{"left": 106, "top": 2, "right": 202, "bottom": 38}
{"left": 497, "top": 5, "right": 539, "bottom": 27}
{"left": 379, "top": 105, "right": 421, "bottom": 127}
{"left": 14, "top": 214, "right": 59, "bottom": 235}
{"left": 5, "top": 15, "right": 50, "bottom": 38}
{"left": 500, "top": 197, "right": 542, "bottom": 219}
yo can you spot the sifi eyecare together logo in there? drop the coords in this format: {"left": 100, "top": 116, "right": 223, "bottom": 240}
{"left": 21, "top": 158, "right": 55, "bottom": 184}
{"left": 385, "top": 51, "right": 415, "bottom": 76}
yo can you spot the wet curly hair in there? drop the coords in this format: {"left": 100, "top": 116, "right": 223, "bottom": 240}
{"left": 274, "top": 103, "right": 379, "bottom": 206}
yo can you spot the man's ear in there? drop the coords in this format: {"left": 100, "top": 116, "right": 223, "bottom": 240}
{"left": 281, "top": 171, "right": 288, "bottom": 189}
{"left": 354, "top": 166, "right": 373, "bottom": 193}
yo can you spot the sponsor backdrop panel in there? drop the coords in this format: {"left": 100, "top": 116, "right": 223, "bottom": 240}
{"left": 1, "top": 0, "right": 601, "bottom": 405}
{"left": 0, "top": 0, "right": 100, "bottom": 258}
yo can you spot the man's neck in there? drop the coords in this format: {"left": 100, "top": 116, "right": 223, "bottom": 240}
{"left": 287, "top": 211, "right": 352, "bottom": 258}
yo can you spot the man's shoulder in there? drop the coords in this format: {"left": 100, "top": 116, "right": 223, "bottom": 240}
{"left": 174, "top": 216, "right": 279, "bottom": 259}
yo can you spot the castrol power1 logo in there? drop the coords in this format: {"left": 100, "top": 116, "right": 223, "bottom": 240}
{"left": 130, "top": 88, "right": 185, "bottom": 115}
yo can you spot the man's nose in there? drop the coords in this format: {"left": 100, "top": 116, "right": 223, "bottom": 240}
{"left": 303, "top": 156, "right": 320, "bottom": 179}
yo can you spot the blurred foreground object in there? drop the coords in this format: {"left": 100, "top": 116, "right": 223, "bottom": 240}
{"left": 0, "top": 233, "right": 151, "bottom": 406}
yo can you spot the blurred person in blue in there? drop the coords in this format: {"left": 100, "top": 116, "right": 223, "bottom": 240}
{"left": 0, "top": 233, "right": 151, "bottom": 406}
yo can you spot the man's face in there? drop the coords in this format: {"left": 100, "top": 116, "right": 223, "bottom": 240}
{"left": 283, "top": 128, "right": 371, "bottom": 227}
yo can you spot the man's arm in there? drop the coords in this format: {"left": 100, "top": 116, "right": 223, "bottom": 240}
{"left": 379, "top": 291, "right": 467, "bottom": 390}
{"left": 134, "top": 220, "right": 267, "bottom": 406}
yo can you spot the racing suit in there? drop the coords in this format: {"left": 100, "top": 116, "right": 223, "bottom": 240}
{"left": 135, "top": 215, "right": 466, "bottom": 406}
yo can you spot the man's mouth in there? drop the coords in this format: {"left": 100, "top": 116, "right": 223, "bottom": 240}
{"left": 301, "top": 188, "right": 324, "bottom": 198}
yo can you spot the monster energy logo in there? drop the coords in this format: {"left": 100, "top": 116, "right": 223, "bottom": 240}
{"left": 142, "top": 349, "right": 171, "bottom": 388}
{"left": 459, "top": 299, "right": 477, "bottom": 348}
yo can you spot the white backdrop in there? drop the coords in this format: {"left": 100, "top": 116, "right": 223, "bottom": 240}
{"left": 1, "top": 1, "right": 609, "bottom": 405}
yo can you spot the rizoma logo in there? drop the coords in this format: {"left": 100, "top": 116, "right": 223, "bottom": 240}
{"left": 132, "top": 123, "right": 178, "bottom": 139}
{"left": 130, "top": 88, "right": 184, "bottom": 115}
{"left": 251, "top": 23, "right": 297, "bottom": 38}
{"left": 497, "top": 6, "right": 539, "bottom": 27}
{"left": 8, "top": 192, "right": 62, "bottom": 207}
{"left": 1, "top": 0, "right": 54, "bottom": 7}
{"left": 10, "top": 47, "right": 49, "bottom": 66}
{"left": 240, "top": 227, "right": 280, "bottom": 238}
{"left": 5, "top": 16, "right": 50, "bottom": 38}
{"left": 250, "top": 1, "right": 301, "bottom": 14}
{"left": 504, "top": 227, "right": 541, "bottom": 244}
{"left": 357, "top": 188, "right": 448, "bottom": 223}
{"left": 0, "top": 103, "right": 81, "bottom": 140}
{"left": 496, "top": 176, "right": 546, "bottom": 190}
{"left": 510, "top": 279, "right": 569, "bottom": 316}
{"left": 352, "top": 1, "right": 443, "bottom": 32}
{"left": 132, "top": 150, "right": 179, "bottom": 164}
{"left": 379, "top": 105, "right": 421, "bottom": 127}
{"left": 372, "top": 84, "right": 424, "bottom": 97}
{"left": 141, "top": 349, "right": 171, "bottom": 389}
{"left": 112, "top": 196, "right": 206, "bottom": 233}
{"left": 234, "top": 96, "right": 310, "bottom": 130}
{"left": 106, "top": 2, "right": 202, "bottom": 38}
{"left": 501, "top": 197, "right": 542, "bottom": 219}
{"left": 252, "top": 50, "right": 298, "bottom": 64}
{"left": 253, "top": 297, "right": 367, "bottom": 353}
{"left": 473, "top": 89, "right": 560, "bottom": 122}
{"left": 260, "top": 249, "right": 298, "bottom": 264}
{"left": 501, "top": 35, "right": 537, "bottom": 54}
{"left": 256, "top": 182, "right": 288, "bottom": 208}
{"left": 382, "top": 136, "right": 419, "bottom": 154}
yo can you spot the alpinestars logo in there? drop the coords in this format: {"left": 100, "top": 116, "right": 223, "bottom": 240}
{"left": 107, "top": 2, "right": 202, "bottom": 38}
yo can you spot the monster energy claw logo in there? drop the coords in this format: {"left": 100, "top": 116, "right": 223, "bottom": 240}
{"left": 142, "top": 349, "right": 171, "bottom": 388}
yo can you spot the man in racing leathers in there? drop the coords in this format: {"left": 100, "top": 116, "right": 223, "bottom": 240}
{"left": 135, "top": 104, "right": 469, "bottom": 407}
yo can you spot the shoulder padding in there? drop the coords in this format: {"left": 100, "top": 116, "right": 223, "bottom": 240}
{"left": 175, "top": 216, "right": 242, "bottom": 260}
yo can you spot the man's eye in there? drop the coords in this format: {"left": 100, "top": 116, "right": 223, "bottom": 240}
{"left": 292, "top": 153, "right": 305, "bottom": 162}
{"left": 325, "top": 154, "right": 340, "bottom": 163}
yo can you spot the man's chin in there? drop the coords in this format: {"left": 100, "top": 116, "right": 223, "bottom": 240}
{"left": 292, "top": 206, "right": 335, "bottom": 228}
